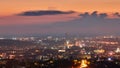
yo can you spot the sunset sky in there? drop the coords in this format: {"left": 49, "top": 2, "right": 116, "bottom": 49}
{"left": 0, "top": 0, "right": 120, "bottom": 16}
{"left": 0, "top": 0, "right": 120, "bottom": 36}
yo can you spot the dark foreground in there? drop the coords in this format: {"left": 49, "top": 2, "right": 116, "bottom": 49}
{"left": 0, "top": 58, "right": 120, "bottom": 68}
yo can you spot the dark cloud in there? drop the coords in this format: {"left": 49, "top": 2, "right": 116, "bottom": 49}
{"left": 79, "top": 11, "right": 108, "bottom": 19}
{"left": 17, "top": 10, "right": 75, "bottom": 16}
{"left": 2, "top": 12, "right": 120, "bottom": 35}
{"left": 0, "top": 11, "right": 120, "bottom": 36}
{"left": 99, "top": 13, "right": 107, "bottom": 18}
{"left": 79, "top": 12, "right": 90, "bottom": 18}
{"left": 91, "top": 11, "right": 98, "bottom": 18}
{"left": 114, "top": 12, "right": 120, "bottom": 17}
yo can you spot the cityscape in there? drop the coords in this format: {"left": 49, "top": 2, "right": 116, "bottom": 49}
{"left": 0, "top": 35, "right": 120, "bottom": 68}
{"left": 0, "top": 0, "right": 120, "bottom": 68}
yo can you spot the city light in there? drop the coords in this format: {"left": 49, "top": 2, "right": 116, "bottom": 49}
{"left": 80, "top": 59, "right": 88, "bottom": 68}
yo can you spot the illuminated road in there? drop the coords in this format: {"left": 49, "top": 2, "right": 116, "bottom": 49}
{"left": 80, "top": 59, "right": 88, "bottom": 68}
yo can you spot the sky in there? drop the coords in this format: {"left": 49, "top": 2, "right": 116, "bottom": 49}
{"left": 0, "top": 0, "right": 120, "bottom": 16}
{"left": 0, "top": 0, "right": 120, "bottom": 36}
